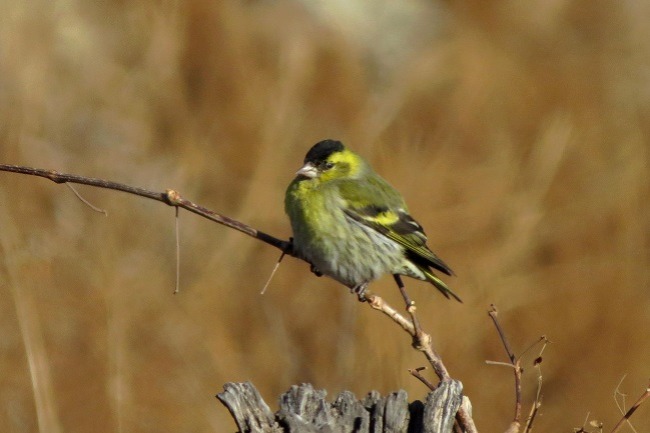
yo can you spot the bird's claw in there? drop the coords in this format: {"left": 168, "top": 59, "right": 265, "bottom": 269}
{"left": 351, "top": 282, "right": 368, "bottom": 302}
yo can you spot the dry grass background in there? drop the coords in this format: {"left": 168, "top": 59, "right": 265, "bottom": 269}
{"left": 1, "top": 1, "right": 649, "bottom": 432}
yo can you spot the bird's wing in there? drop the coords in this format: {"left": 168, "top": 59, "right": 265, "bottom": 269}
{"left": 337, "top": 177, "right": 454, "bottom": 276}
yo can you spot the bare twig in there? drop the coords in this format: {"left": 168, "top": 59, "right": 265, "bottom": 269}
{"left": 487, "top": 306, "right": 548, "bottom": 433}
{"left": 576, "top": 414, "right": 604, "bottom": 433}
{"left": 612, "top": 374, "right": 638, "bottom": 433}
{"left": 365, "top": 292, "right": 414, "bottom": 335}
{"left": 575, "top": 412, "right": 591, "bottom": 433}
{"left": 524, "top": 386, "right": 542, "bottom": 433}
{"left": 0, "top": 164, "right": 292, "bottom": 253}
{"left": 456, "top": 397, "right": 478, "bottom": 433}
{"left": 363, "top": 292, "right": 475, "bottom": 432}
{"left": 485, "top": 360, "right": 519, "bottom": 369}
{"left": 364, "top": 292, "right": 451, "bottom": 381}
{"left": 524, "top": 339, "right": 547, "bottom": 433}
{"left": 174, "top": 206, "right": 181, "bottom": 294}
{"left": 574, "top": 412, "right": 602, "bottom": 433}
{"left": 610, "top": 382, "right": 650, "bottom": 433}
{"left": 1, "top": 163, "right": 478, "bottom": 432}
{"left": 520, "top": 335, "right": 549, "bottom": 360}
{"left": 488, "top": 305, "right": 516, "bottom": 364}
{"left": 65, "top": 183, "right": 108, "bottom": 215}
{"left": 488, "top": 305, "right": 522, "bottom": 433}
{"left": 260, "top": 251, "right": 286, "bottom": 295}
{"left": 393, "top": 275, "right": 440, "bottom": 374}
{"left": 613, "top": 375, "right": 629, "bottom": 418}
{"left": 409, "top": 367, "right": 437, "bottom": 391}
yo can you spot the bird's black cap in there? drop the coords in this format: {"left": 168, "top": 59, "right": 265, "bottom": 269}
{"left": 304, "top": 140, "right": 345, "bottom": 163}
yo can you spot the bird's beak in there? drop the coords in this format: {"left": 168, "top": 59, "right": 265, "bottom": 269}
{"left": 295, "top": 162, "right": 318, "bottom": 179}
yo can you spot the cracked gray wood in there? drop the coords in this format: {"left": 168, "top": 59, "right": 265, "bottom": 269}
{"left": 217, "top": 381, "right": 464, "bottom": 433}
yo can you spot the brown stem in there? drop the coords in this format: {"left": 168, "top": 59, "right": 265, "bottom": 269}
{"left": 524, "top": 338, "right": 547, "bottom": 433}
{"left": 488, "top": 305, "right": 516, "bottom": 364}
{"left": 408, "top": 367, "right": 437, "bottom": 391}
{"left": 1, "top": 163, "right": 478, "bottom": 432}
{"left": 488, "top": 305, "right": 522, "bottom": 433}
{"left": 365, "top": 292, "right": 467, "bottom": 429}
{"left": 610, "top": 383, "right": 650, "bottom": 433}
{"left": 365, "top": 292, "right": 415, "bottom": 335}
{"left": 0, "top": 164, "right": 291, "bottom": 253}
{"left": 456, "top": 406, "right": 478, "bottom": 433}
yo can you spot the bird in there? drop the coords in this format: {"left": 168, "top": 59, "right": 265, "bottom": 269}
{"left": 285, "top": 139, "right": 461, "bottom": 302}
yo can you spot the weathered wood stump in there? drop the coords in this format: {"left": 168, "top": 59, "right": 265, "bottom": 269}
{"left": 217, "top": 381, "right": 466, "bottom": 433}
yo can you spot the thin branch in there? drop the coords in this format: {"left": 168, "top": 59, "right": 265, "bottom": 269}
{"left": 488, "top": 304, "right": 516, "bottom": 364}
{"left": 524, "top": 341, "right": 547, "bottom": 433}
{"left": 1, "top": 164, "right": 166, "bottom": 199}
{"left": 613, "top": 375, "right": 629, "bottom": 417}
{"left": 485, "top": 360, "right": 520, "bottom": 369}
{"left": 65, "top": 183, "right": 108, "bottom": 215}
{"left": 612, "top": 374, "right": 638, "bottom": 433}
{"left": 363, "top": 292, "right": 474, "bottom": 432}
{"left": 260, "top": 251, "right": 286, "bottom": 295}
{"left": 394, "top": 275, "right": 473, "bottom": 431}
{"left": 487, "top": 309, "right": 548, "bottom": 433}
{"left": 519, "top": 334, "right": 549, "bottom": 360}
{"left": 393, "top": 275, "right": 448, "bottom": 379}
{"left": 174, "top": 206, "right": 181, "bottom": 294}
{"left": 0, "top": 164, "right": 291, "bottom": 253}
{"left": 456, "top": 398, "right": 479, "bottom": 433}
{"left": 163, "top": 189, "right": 291, "bottom": 252}
{"left": 422, "top": 342, "right": 451, "bottom": 383}
{"left": 1, "top": 163, "right": 478, "bottom": 432}
{"left": 611, "top": 382, "right": 650, "bottom": 433}
{"left": 364, "top": 291, "right": 450, "bottom": 381}
{"left": 575, "top": 412, "right": 591, "bottom": 433}
{"left": 488, "top": 305, "right": 521, "bottom": 433}
{"left": 524, "top": 398, "right": 541, "bottom": 433}
{"left": 365, "top": 292, "right": 414, "bottom": 335}
{"left": 409, "top": 367, "right": 437, "bottom": 391}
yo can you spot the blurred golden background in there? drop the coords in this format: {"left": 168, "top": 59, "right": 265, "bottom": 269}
{"left": 1, "top": 1, "right": 648, "bottom": 432}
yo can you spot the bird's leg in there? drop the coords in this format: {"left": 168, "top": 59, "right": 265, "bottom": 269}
{"left": 351, "top": 282, "right": 369, "bottom": 302}
{"left": 393, "top": 275, "right": 415, "bottom": 310}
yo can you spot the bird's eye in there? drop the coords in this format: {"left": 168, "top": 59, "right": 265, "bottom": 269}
{"left": 323, "top": 162, "right": 335, "bottom": 170}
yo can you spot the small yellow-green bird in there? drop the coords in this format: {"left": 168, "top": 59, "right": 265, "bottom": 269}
{"left": 285, "top": 139, "right": 461, "bottom": 302}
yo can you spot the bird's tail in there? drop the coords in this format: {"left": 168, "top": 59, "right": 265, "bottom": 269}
{"left": 422, "top": 268, "right": 462, "bottom": 303}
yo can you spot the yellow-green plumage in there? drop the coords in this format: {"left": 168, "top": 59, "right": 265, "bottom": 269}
{"left": 285, "top": 139, "right": 461, "bottom": 302}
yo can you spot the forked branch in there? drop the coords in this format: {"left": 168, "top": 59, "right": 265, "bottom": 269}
{"left": 611, "top": 382, "right": 650, "bottom": 433}
{"left": 487, "top": 305, "right": 548, "bottom": 433}
{"left": 0, "top": 164, "right": 291, "bottom": 253}
{"left": 0, "top": 163, "right": 477, "bottom": 432}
